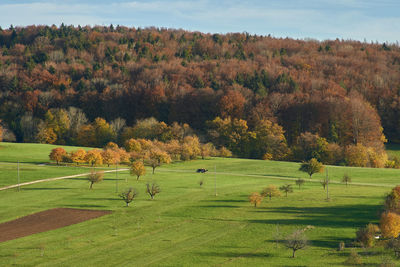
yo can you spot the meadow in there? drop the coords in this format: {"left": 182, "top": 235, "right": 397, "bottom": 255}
{"left": 0, "top": 143, "right": 399, "bottom": 266}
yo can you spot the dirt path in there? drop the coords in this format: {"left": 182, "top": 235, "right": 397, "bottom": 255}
{"left": 0, "top": 168, "right": 128, "bottom": 191}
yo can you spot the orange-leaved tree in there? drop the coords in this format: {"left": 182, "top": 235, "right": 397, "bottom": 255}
{"left": 249, "top": 192, "right": 263, "bottom": 207}
{"left": 380, "top": 212, "right": 400, "bottom": 238}
{"left": 84, "top": 149, "right": 103, "bottom": 166}
{"left": 49, "top": 147, "right": 67, "bottom": 165}
{"left": 70, "top": 148, "right": 87, "bottom": 165}
{"left": 130, "top": 161, "right": 146, "bottom": 180}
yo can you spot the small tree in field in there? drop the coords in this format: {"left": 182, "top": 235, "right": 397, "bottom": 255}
{"left": 249, "top": 192, "right": 263, "bottom": 207}
{"left": 320, "top": 177, "right": 329, "bottom": 190}
{"left": 119, "top": 188, "right": 138, "bottom": 206}
{"left": 49, "top": 147, "right": 67, "bottom": 165}
{"left": 147, "top": 149, "right": 171, "bottom": 174}
{"left": 130, "top": 161, "right": 146, "bottom": 180}
{"left": 146, "top": 182, "right": 161, "bottom": 199}
{"left": 261, "top": 185, "right": 281, "bottom": 200}
{"left": 285, "top": 230, "right": 308, "bottom": 258}
{"left": 299, "top": 158, "right": 324, "bottom": 179}
{"left": 279, "top": 184, "right": 293, "bottom": 197}
{"left": 295, "top": 178, "right": 305, "bottom": 189}
{"left": 88, "top": 171, "right": 104, "bottom": 189}
{"left": 342, "top": 174, "right": 351, "bottom": 186}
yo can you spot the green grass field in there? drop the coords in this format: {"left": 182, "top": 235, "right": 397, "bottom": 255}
{"left": 0, "top": 142, "right": 93, "bottom": 163}
{"left": 0, "top": 143, "right": 399, "bottom": 266}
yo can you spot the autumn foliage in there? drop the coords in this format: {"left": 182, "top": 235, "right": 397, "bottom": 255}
{"left": 380, "top": 212, "right": 400, "bottom": 238}
{"left": 1, "top": 25, "right": 397, "bottom": 167}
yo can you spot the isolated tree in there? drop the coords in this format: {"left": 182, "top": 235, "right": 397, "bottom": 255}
{"left": 85, "top": 149, "right": 103, "bottom": 166}
{"left": 88, "top": 171, "right": 104, "bottom": 189}
{"left": 130, "top": 161, "right": 146, "bottom": 180}
{"left": 285, "top": 230, "right": 308, "bottom": 258}
{"left": 49, "top": 147, "right": 67, "bottom": 165}
{"left": 320, "top": 178, "right": 329, "bottom": 190}
{"left": 295, "top": 178, "right": 305, "bottom": 189}
{"left": 342, "top": 174, "right": 352, "bottom": 186}
{"left": 279, "top": 184, "right": 293, "bottom": 197}
{"left": 147, "top": 149, "right": 171, "bottom": 174}
{"left": 249, "top": 192, "right": 263, "bottom": 207}
{"left": 119, "top": 188, "right": 138, "bottom": 206}
{"left": 299, "top": 158, "right": 324, "bottom": 179}
{"left": 146, "top": 182, "right": 161, "bottom": 199}
{"left": 261, "top": 185, "right": 281, "bottom": 200}
{"left": 380, "top": 212, "right": 400, "bottom": 238}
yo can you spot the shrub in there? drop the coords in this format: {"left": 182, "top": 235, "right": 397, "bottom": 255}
{"left": 344, "top": 249, "right": 362, "bottom": 265}
{"left": 356, "top": 223, "right": 379, "bottom": 248}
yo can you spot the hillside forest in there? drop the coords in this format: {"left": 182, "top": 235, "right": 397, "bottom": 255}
{"left": 0, "top": 24, "right": 399, "bottom": 167}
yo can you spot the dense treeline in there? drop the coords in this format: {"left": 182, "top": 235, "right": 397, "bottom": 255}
{"left": 0, "top": 24, "right": 398, "bottom": 166}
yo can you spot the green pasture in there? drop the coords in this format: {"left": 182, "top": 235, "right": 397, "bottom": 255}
{"left": 0, "top": 143, "right": 399, "bottom": 266}
{"left": 0, "top": 142, "right": 92, "bottom": 163}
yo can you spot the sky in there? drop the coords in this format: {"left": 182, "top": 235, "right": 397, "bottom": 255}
{"left": 0, "top": 0, "right": 399, "bottom": 43}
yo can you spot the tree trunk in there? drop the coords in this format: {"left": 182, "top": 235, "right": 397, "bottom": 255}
{"left": 292, "top": 249, "right": 296, "bottom": 258}
{"left": 126, "top": 202, "right": 129, "bottom": 207}
{"left": 151, "top": 195, "right": 154, "bottom": 199}
{"left": 269, "top": 195, "right": 271, "bottom": 200}
{"left": 90, "top": 182, "right": 93, "bottom": 189}
{"left": 137, "top": 175, "right": 140, "bottom": 180}
{"left": 286, "top": 192, "right": 288, "bottom": 197}
{"left": 152, "top": 167, "right": 155, "bottom": 174}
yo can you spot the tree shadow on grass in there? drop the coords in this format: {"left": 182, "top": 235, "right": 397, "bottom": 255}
{"left": 22, "top": 187, "right": 72, "bottom": 190}
{"left": 198, "top": 205, "right": 241, "bottom": 208}
{"left": 196, "top": 251, "right": 271, "bottom": 258}
{"left": 200, "top": 199, "right": 247, "bottom": 203}
{"left": 249, "top": 204, "right": 381, "bottom": 229}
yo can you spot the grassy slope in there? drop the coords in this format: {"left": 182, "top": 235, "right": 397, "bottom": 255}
{"left": 0, "top": 142, "right": 96, "bottom": 187}
{"left": 0, "top": 143, "right": 399, "bottom": 266}
{"left": 0, "top": 142, "right": 93, "bottom": 163}
{"left": 0, "top": 155, "right": 398, "bottom": 266}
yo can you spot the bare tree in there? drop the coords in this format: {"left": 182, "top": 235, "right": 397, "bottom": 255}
{"left": 146, "top": 182, "right": 161, "bottom": 200}
{"left": 295, "top": 178, "right": 305, "bottom": 189}
{"left": 285, "top": 230, "right": 308, "bottom": 258}
{"left": 119, "top": 188, "right": 138, "bottom": 206}
{"left": 342, "top": 174, "right": 351, "bottom": 186}
{"left": 279, "top": 184, "right": 293, "bottom": 197}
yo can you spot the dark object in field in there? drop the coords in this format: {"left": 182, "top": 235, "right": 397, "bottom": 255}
{"left": 196, "top": 168, "right": 208, "bottom": 173}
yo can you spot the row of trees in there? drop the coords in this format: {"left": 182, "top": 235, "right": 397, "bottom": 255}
{"left": 0, "top": 25, "right": 397, "bottom": 163}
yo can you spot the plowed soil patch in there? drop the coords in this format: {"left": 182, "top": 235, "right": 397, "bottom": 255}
{"left": 0, "top": 208, "right": 111, "bottom": 242}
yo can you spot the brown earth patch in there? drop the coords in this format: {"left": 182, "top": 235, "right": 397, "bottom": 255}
{"left": 0, "top": 208, "right": 111, "bottom": 243}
